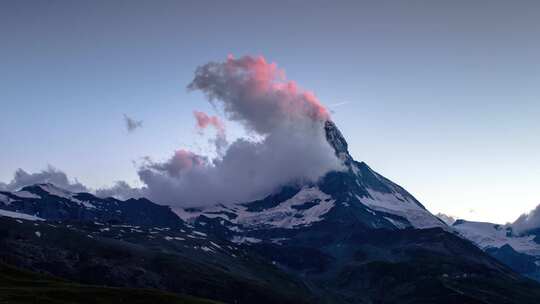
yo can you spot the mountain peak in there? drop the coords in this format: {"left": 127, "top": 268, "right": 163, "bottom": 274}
{"left": 324, "top": 120, "right": 356, "bottom": 170}
{"left": 324, "top": 120, "right": 349, "bottom": 158}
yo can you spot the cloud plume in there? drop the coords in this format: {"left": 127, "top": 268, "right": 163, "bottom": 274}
{"left": 188, "top": 55, "right": 330, "bottom": 134}
{"left": 136, "top": 55, "right": 341, "bottom": 206}
{"left": 1, "top": 56, "right": 343, "bottom": 208}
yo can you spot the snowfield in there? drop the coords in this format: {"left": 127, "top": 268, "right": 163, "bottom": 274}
{"left": 358, "top": 189, "right": 446, "bottom": 229}
{"left": 176, "top": 187, "right": 336, "bottom": 229}
{"left": 235, "top": 187, "right": 335, "bottom": 229}
{"left": 453, "top": 220, "right": 540, "bottom": 257}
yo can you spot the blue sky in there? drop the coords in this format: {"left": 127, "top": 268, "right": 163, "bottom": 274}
{"left": 1, "top": 0, "right": 539, "bottom": 223}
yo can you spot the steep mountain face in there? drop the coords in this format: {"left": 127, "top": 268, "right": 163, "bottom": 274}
{"left": 177, "top": 120, "right": 445, "bottom": 237}
{"left": 321, "top": 121, "right": 445, "bottom": 230}
{"left": 453, "top": 220, "right": 540, "bottom": 282}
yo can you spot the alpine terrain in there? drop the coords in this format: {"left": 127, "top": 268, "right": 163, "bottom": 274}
{"left": 1, "top": 121, "right": 540, "bottom": 303}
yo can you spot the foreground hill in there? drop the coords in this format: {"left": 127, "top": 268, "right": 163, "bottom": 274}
{"left": 0, "top": 214, "right": 311, "bottom": 304}
{"left": 0, "top": 261, "right": 221, "bottom": 304}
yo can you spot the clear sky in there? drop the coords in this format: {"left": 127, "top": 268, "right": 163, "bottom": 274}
{"left": 1, "top": 0, "right": 539, "bottom": 224}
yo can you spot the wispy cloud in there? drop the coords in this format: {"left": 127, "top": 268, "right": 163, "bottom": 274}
{"left": 328, "top": 101, "right": 350, "bottom": 108}
{"left": 327, "top": 101, "right": 351, "bottom": 114}
{"left": 123, "top": 114, "right": 143, "bottom": 133}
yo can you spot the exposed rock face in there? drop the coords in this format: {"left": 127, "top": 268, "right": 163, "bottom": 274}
{"left": 325, "top": 120, "right": 350, "bottom": 159}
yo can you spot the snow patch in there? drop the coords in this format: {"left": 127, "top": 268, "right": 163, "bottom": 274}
{"left": 201, "top": 246, "right": 213, "bottom": 252}
{"left": 34, "top": 184, "right": 97, "bottom": 209}
{"left": 270, "top": 237, "right": 289, "bottom": 244}
{"left": 234, "top": 187, "right": 335, "bottom": 229}
{"left": 79, "top": 200, "right": 97, "bottom": 209}
{"left": 358, "top": 190, "right": 445, "bottom": 229}
{"left": 37, "top": 184, "right": 72, "bottom": 199}
{"left": 231, "top": 236, "right": 262, "bottom": 244}
{"left": 14, "top": 191, "right": 40, "bottom": 199}
{"left": 176, "top": 187, "right": 335, "bottom": 230}
{"left": 0, "top": 209, "right": 44, "bottom": 221}
{"left": 383, "top": 216, "right": 407, "bottom": 229}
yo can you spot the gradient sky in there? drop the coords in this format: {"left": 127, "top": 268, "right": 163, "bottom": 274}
{"left": 1, "top": 0, "right": 539, "bottom": 224}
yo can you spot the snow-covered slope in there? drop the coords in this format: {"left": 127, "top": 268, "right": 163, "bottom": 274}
{"left": 453, "top": 219, "right": 540, "bottom": 281}
{"left": 453, "top": 220, "right": 540, "bottom": 256}
{"left": 234, "top": 187, "right": 335, "bottom": 229}
{"left": 359, "top": 189, "right": 440, "bottom": 229}
{"left": 176, "top": 186, "right": 335, "bottom": 229}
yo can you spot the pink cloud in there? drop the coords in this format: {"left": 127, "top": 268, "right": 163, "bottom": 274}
{"left": 129, "top": 55, "right": 341, "bottom": 206}
{"left": 189, "top": 55, "right": 331, "bottom": 134}
{"left": 224, "top": 55, "right": 329, "bottom": 122}
{"left": 193, "top": 111, "right": 225, "bottom": 135}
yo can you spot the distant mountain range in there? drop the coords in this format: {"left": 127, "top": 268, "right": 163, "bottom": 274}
{"left": 1, "top": 120, "right": 540, "bottom": 303}
{"left": 452, "top": 219, "right": 540, "bottom": 282}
